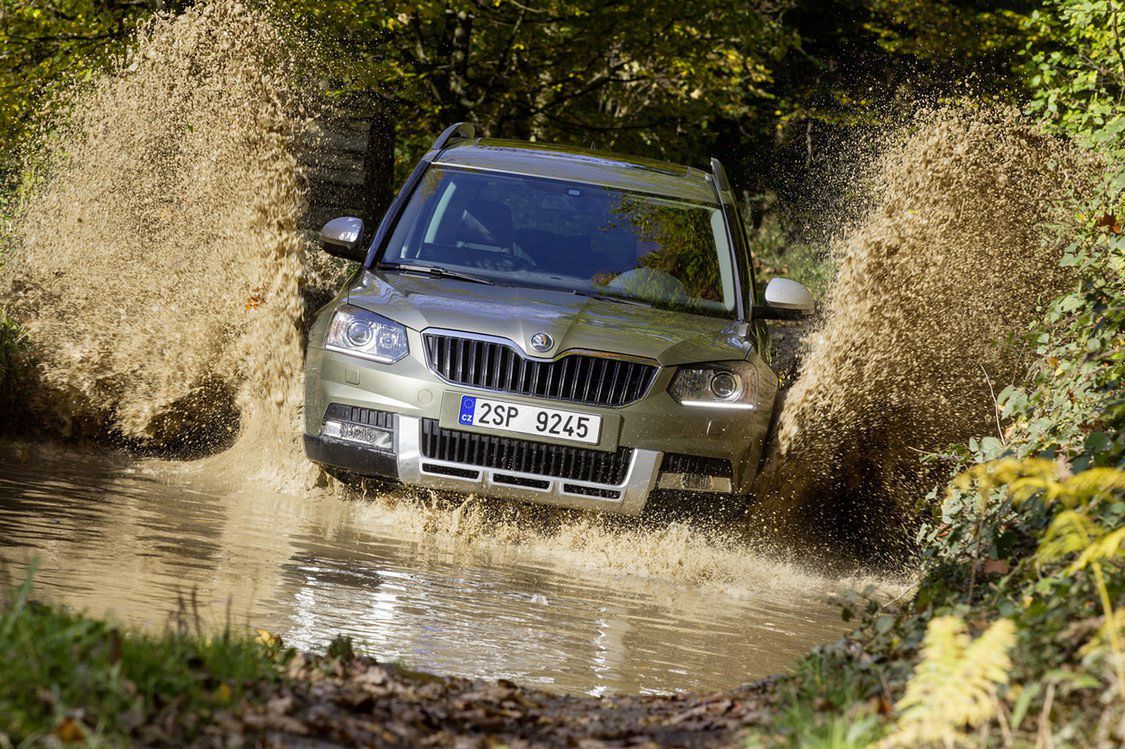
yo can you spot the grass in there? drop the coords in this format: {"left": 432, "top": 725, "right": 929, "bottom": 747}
{"left": 0, "top": 569, "right": 291, "bottom": 747}
{"left": 744, "top": 636, "right": 897, "bottom": 749}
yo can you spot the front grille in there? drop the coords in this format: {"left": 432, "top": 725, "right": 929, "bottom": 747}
{"left": 493, "top": 474, "right": 550, "bottom": 490}
{"left": 660, "top": 453, "right": 733, "bottom": 478}
{"left": 423, "top": 333, "right": 657, "bottom": 408}
{"left": 563, "top": 484, "right": 623, "bottom": 499}
{"left": 420, "top": 419, "right": 633, "bottom": 485}
{"left": 325, "top": 403, "right": 394, "bottom": 429}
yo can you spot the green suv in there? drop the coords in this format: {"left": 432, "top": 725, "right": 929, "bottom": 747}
{"left": 303, "top": 124, "right": 813, "bottom": 515}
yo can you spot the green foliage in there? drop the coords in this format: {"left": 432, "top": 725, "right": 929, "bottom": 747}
{"left": 0, "top": 572, "right": 291, "bottom": 746}
{"left": 0, "top": 0, "right": 1047, "bottom": 202}
{"left": 752, "top": 2, "right": 1124, "bottom": 746}
{"left": 748, "top": 216, "right": 836, "bottom": 301}
{"left": 0, "top": 1, "right": 192, "bottom": 179}
{"left": 325, "top": 633, "right": 357, "bottom": 661}
{"left": 957, "top": 460, "right": 1125, "bottom": 684}
{"left": 880, "top": 617, "right": 1016, "bottom": 748}
{"left": 269, "top": 0, "right": 793, "bottom": 170}
{"left": 1024, "top": 0, "right": 1125, "bottom": 138}
{"left": 262, "top": 0, "right": 1043, "bottom": 192}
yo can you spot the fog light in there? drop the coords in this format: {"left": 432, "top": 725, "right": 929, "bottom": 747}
{"left": 321, "top": 419, "right": 393, "bottom": 452}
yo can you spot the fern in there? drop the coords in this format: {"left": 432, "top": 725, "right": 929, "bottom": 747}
{"left": 954, "top": 461, "right": 1125, "bottom": 686}
{"left": 880, "top": 616, "right": 1016, "bottom": 748}
{"left": 954, "top": 460, "right": 1125, "bottom": 510}
{"left": 1040, "top": 511, "right": 1124, "bottom": 572}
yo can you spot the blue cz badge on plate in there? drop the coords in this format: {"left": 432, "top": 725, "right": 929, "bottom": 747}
{"left": 459, "top": 396, "right": 476, "bottom": 425}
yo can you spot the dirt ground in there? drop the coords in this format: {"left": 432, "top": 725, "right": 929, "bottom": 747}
{"left": 213, "top": 653, "right": 776, "bottom": 749}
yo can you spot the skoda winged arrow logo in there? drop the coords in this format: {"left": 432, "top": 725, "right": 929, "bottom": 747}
{"left": 529, "top": 332, "right": 554, "bottom": 352}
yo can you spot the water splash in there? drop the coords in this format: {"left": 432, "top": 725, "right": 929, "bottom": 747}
{"left": 754, "top": 110, "right": 1085, "bottom": 559}
{"left": 1, "top": 2, "right": 313, "bottom": 482}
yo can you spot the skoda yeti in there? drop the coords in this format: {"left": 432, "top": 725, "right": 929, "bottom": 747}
{"left": 303, "top": 123, "right": 813, "bottom": 515}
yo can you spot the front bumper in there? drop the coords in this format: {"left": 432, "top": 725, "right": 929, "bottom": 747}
{"left": 305, "top": 414, "right": 661, "bottom": 515}
{"left": 304, "top": 336, "right": 776, "bottom": 515}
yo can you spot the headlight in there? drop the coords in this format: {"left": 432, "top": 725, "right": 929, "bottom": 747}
{"left": 325, "top": 305, "right": 409, "bottom": 363}
{"left": 669, "top": 360, "right": 758, "bottom": 410}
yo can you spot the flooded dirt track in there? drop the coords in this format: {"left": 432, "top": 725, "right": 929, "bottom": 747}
{"left": 0, "top": 442, "right": 854, "bottom": 697}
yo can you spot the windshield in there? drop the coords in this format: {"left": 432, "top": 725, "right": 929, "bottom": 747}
{"left": 379, "top": 166, "right": 737, "bottom": 317}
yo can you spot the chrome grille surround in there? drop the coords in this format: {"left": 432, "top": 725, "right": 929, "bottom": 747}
{"left": 422, "top": 330, "right": 658, "bottom": 408}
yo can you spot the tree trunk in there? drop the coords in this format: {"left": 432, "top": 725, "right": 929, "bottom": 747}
{"left": 362, "top": 102, "right": 396, "bottom": 234}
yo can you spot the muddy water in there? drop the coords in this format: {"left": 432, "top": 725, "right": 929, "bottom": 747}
{"left": 0, "top": 443, "right": 855, "bottom": 696}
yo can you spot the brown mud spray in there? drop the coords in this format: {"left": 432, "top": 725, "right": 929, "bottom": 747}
{"left": 753, "top": 112, "right": 1083, "bottom": 561}
{"left": 1, "top": 2, "right": 324, "bottom": 488}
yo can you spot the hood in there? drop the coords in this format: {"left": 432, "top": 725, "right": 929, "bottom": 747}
{"left": 346, "top": 271, "right": 752, "bottom": 366}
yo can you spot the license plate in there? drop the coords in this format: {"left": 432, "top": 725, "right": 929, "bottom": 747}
{"left": 458, "top": 395, "right": 601, "bottom": 445}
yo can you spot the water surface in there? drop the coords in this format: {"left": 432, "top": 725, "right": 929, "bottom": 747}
{"left": 0, "top": 442, "right": 852, "bottom": 696}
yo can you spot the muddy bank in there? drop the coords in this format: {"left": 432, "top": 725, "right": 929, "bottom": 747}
{"left": 230, "top": 651, "right": 772, "bottom": 749}
{"left": 2, "top": 587, "right": 778, "bottom": 748}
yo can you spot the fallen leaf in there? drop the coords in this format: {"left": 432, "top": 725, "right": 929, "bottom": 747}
{"left": 983, "top": 559, "right": 1010, "bottom": 575}
{"left": 267, "top": 694, "right": 294, "bottom": 715}
{"left": 54, "top": 717, "right": 86, "bottom": 744}
{"left": 1094, "top": 213, "right": 1122, "bottom": 234}
{"left": 256, "top": 628, "right": 283, "bottom": 647}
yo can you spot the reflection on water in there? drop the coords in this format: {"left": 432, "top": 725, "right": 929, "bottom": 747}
{"left": 0, "top": 442, "right": 852, "bottom": 696}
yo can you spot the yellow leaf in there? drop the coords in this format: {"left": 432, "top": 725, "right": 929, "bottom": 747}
{"left": 1069, "top": 526, "right": 1125, "bottom": 573}
{"left": 255, "top": 628, "right": 282, "bottom": 647}
{"left": 1039, "top": 510, "right": 1098, "bottom": 564}
{"left": 53, "top": 717, "right": 86, "bottom": 744}
{"left": 1063, "top": 468, "right": 1125, "bottom": 501}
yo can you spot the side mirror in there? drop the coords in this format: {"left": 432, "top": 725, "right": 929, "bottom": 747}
{"left": 758, "top": 277, "right": 815, "bottom": 320}
{"left": 319, "top": 217, "right": 366, "bottom": 263}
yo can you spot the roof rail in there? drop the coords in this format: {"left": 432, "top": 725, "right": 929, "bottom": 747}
{"left": 430, "top": 122, "right": 476, "bottom": 152}
{"left": 709, "top": 157, "right": 731, "bottom": 192}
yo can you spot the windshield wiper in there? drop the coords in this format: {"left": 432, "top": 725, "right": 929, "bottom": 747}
{"left": 570, "top": 289, "right": 653, "bottom": 308}
{"left": 379, "top": 263, "right": 495, "bottom": 286}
